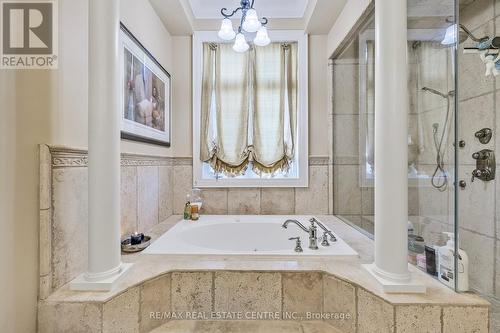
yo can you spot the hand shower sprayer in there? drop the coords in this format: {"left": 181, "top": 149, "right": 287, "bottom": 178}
{"left": 421, "top": 87, "right": 455, "bottom": 191}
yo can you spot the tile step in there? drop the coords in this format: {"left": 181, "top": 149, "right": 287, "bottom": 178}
{"left": 149, "top": 320, "right": 344, "bottom": 333}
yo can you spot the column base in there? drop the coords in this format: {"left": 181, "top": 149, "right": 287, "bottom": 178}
{"left": 363, "top": 263, "right": 426, "bottom": 294}
{"left": 69, "top": 263, "right": 133, "bottom": 291}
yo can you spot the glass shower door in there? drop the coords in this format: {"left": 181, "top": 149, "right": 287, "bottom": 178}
{"left": 331, "top": 0, "right": 460, "bottom": 290}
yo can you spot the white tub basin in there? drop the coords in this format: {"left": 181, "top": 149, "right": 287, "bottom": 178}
{"left": 143, "top": 215, "right": 358, "bottom": 258}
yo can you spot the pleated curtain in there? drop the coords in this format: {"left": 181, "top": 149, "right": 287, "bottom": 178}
{"left": 200, "top": 42, "right": 297, "bottom": 176}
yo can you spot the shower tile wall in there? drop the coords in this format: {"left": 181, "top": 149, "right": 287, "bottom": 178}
{"left": 458, "top": 0, "right": 500, "bottom": 328}
{"left": 414, "top": 41, "right": 455, "bottom": 248}
{"left": 332, "top": 41, "right": 371, "bottom": 234}
{"left": 330, "top": 1, "right": 500, "bottom": 330}
{"left": 331, "top": 39, "right": 426, "bottom": 236}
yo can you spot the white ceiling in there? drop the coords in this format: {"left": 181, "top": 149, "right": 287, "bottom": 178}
{"left": 187, "top": 0, "right": 310, "bottom": 19}
{"left": 149, "top": 0, "right": 348, "bottom": 35}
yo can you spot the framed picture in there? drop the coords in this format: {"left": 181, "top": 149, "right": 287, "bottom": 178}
{"left": 119, "top": 23, "right": 171, "bottom": 147}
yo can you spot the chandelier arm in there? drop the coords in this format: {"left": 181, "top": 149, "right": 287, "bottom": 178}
{"left": 250, "top": 0, "right": 255, "bottom": 8}
{"left": 260, "top": 17, "right": 268, "bottom": 26}
{"left": 221, "top": 7, "right": 242, "bottom": 19}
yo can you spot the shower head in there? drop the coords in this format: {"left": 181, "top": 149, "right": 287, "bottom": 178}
{"left": 441, "top": 21, "right": 489, "bottom": 46}
{"left": 421, "top": 87, "right": 452, "bottom": 99}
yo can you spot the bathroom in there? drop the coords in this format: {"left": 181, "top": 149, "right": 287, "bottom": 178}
{"left": 0, "top": 0, "right": 498, "bottom": 332}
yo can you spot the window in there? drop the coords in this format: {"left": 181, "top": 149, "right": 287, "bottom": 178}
{"left": 193, "top": 31, "right": 308, "bottom": 187}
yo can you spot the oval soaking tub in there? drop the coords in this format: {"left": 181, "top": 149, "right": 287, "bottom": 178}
{"left": 143, "top": 215, "right": 358, "bottom": 258}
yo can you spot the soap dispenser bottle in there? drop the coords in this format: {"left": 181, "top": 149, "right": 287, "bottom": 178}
{"left": 438, "top": 232, "right": 469, "bottom": 291}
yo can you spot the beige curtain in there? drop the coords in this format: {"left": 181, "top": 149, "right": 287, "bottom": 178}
{"left": 200, "top": 42, "right": 297, "bottom": 176}
{"left": 252, "top": 43, "right": 297, "bottom": 174}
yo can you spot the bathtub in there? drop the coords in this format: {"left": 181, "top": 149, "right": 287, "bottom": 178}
{"left": 143, "top": 215, "right": 358, "bottom": 258}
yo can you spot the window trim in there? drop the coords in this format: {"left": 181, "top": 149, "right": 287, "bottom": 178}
{"left": 192, "top": 30, "right": 309, "bottom": 188}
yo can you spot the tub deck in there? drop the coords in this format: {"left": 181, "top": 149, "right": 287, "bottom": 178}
{"left": 38, "top": 215, "right": 490, "bottom": 333}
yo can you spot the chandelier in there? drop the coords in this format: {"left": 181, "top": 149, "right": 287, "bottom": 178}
{"left": 218, "top": 0, "right": 271, "bottom": 52}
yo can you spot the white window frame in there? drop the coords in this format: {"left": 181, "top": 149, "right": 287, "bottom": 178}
{"left": 192, "top": 30, "right": 309, "bottom": 188}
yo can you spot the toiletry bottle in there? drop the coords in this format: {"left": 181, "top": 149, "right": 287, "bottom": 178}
{"left": 183, "top": 202, "right": 191, "bottom": 220}
{"left": 424, "top": 245, "right": 437, "bottom": 276}
{"left": 438, "top": 232, "right": 469, "bottom": 291}
{"left": 191, "top": 204, "right": 199, "bottom": 221}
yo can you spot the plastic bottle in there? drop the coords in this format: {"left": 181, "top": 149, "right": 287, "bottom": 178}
{"left": 438, "top": 232, "right": 469, "bottom": 291}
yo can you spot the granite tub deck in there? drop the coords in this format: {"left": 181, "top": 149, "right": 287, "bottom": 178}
{"left": 38, "top": 216, "right": 490, "bottom": 333}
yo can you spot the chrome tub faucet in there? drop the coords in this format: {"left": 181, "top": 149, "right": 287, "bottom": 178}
{"left": 282, "top": 219, "right": 319, "bottom": 250}
{"left": 309, "top": 217, "right": 337, "bottom": 242}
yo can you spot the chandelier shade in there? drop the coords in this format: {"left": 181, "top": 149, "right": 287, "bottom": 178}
{"left": 242, "top": 9, "right": 261, "bottom": 32}
{"left": 218, "top": 18, "right": 236, "bottom": 40}
{"left": 254, "top": 26, "right": 271, "bottom": 47}
{"left": 233, "top": 33, "right": 250, "bottom": 53}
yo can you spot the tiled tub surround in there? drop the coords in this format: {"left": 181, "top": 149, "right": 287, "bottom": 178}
{"left": 38, "top": 216, "right": 489, "bottom": 333}
{"left": 39, "top": 145, "right": 175, "bottom": 299}
{"left": 38, "top": 145, "right": 331, "bottom": 299}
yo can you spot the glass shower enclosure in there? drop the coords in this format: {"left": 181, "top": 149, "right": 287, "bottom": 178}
{"left": 331, "top": 1, "right": 461, "bottom": 290}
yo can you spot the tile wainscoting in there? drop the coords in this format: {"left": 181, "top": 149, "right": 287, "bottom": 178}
{"left": 38, "top": 145, "right": 332, "bottom": 299}
{"left": 38, "top": 270, "right": 489, "bottom": 333}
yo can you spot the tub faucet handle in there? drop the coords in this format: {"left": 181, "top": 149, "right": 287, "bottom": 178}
{"left": 321, "top": 232, "right": 330, "bottom": 247}
{"left": 288, "top": 237, "right": 303, "bottom": 252}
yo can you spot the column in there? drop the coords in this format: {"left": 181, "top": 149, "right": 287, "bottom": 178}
{"left": 70, "top": 0, "right": 132, "bottom": 291}
{"left": 364, "top": 0, "right": 425, "bottom": 293}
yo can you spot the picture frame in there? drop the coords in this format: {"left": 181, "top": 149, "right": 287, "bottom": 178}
{"left": 119, "top": 23, "right": 171, "bottom": 147}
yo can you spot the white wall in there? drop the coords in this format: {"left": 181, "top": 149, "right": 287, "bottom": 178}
{"left": 0, "top": 0, "right": 179, "bottom": 331}
{"left": 309, "top": 35, "right": 329, "bottom": 157}
{"left": 327, "top": 0, "right": 372, "bottom": 58}
{"left": 0, "top": 71, "right": 55, "bottom": 332}
{"left": 54, "top": 0, "right": 177, "bottom": 156}
{"left": 171, "top": 36, "right": 193, "bottom": 157}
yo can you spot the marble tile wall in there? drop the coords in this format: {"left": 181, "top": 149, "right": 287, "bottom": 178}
{"left": 330, "top": 3, "right": 500, "bottom": 309}
{"left": 330, "top": 5, "right": 500, "bottom": 329}
{"left": 37, "top": 270, "right": 490, "bottom": 333}
{"left": 39, "top": 146, "right": 331, "bottom": 299}
{"left": 39, "top": 146, "right": 175, "bottom": 298}
{"left": 331, "top": 43, "right": 423, "bottom": 233}
{"left": 457, "top": 0, "right": 500, "bottom": 321}
{"left": 171, "top": 158, "right": 331, "bottom": 216}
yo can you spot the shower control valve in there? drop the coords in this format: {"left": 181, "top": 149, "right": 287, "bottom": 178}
{"left": 471, "top": 149, "right": 495, "bottom": 183}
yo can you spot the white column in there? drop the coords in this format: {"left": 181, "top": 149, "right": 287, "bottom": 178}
{"left": 70, "top": 0, "right": 132, "bottom": 291}
{"left": 364, "top": 0, "right": 425, "bottom": 293}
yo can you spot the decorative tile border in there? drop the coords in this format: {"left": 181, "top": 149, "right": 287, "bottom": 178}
{"left": 48, "top": 145, "right": 329, "bottom": 168}
{"left": 49, "top": 146, "right": 174, "bottom": 168}
{"left": 309, "top": 156, "right": 330, "bottom": 166}
{"left": 37, "top": 270, "right": 490, "bottom": 333}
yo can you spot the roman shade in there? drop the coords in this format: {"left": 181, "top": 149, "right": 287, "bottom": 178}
{"left": 200, "top": 42, "right": 298, "bottom": 176}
